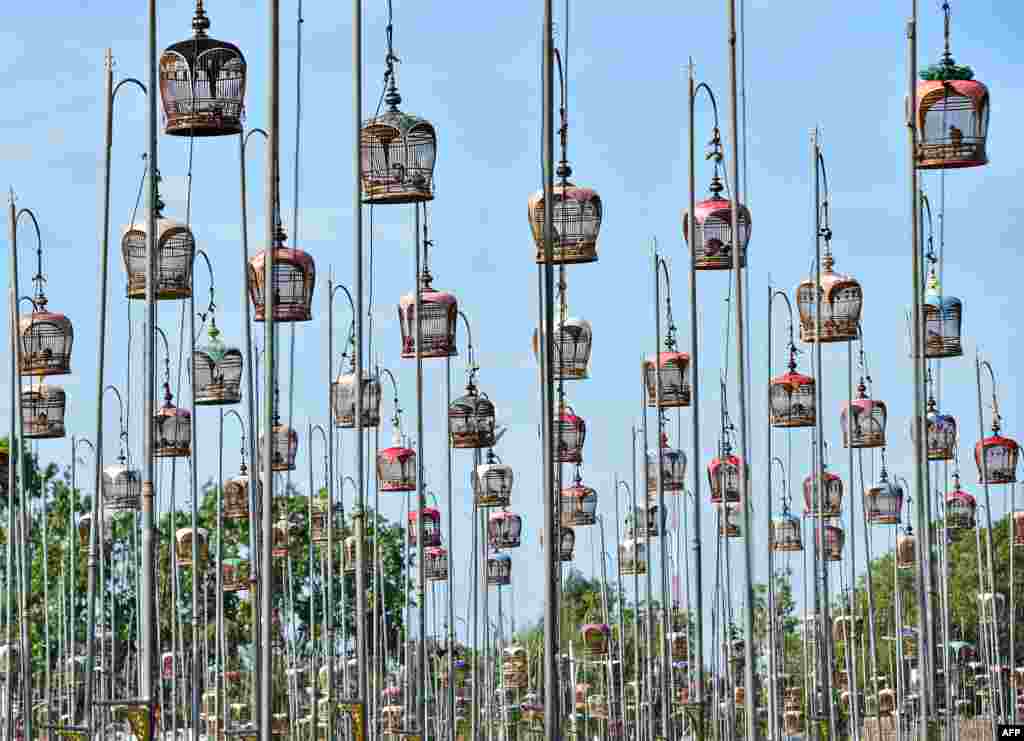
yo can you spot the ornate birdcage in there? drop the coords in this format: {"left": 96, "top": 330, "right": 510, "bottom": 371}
{"left": 769, "top": 512, "right": 803, "bottom": 552}
{"left": 159, "top": 1, "right": 246, "bottom": 137}
{"left": 841, "top": 382, "right": 887, "bottom": 449}
{"left": 343, "top": 535, "right": 374, "bottom": 576}
{"left": 878, "top": 687, "right": 896, "bottom": 716}
{"left": 408, "top": 507, "right": 442, "bottom": 547}
{"left": 487, "top": 553, "right": 512, "bottom": 586}
{"left": 560, "top": 470, "right": 597, "bottom": 527}
{"left": 574, "top": 682, "right": 591, "bottom": 713}
{"left": 378, "top": 443, "right": 416, "bottom": 492}
{"left": 331, "top": 366, "right": 382, "bottom": 429}
{"left": 669, "top": 632, "right": 688, "bottom": 661}
{"left": 580, "top": 623, "right": 611, "bottom": 660}
{"left": 646, "top": 433, "right": 686, "bottom": 494}
{"left": 824, "top": 524, "right": 845, "bottom": 562}
{"left": 922, "top": 271, "right": 963, "bottom": 357}
{"left": 193, "top": 321, "right": 243, "bottom": 405}
{"left": 473, "top": 452, "right": 513, "bottom": 507}
{"left": 154, "top": 384, "right": 191, "bottom": 458}
{"left": 533, "top": 317, "right": 593, "bottom": 380}
{"left": 975, "top": 417, "right": 1019, "bottom": 484}
{"left": 587, "top": 694, "right": 609, "bottom": 720}
{"left": 783, "top": 710, "right": 803, "bottom": 735}
{"left": 223, "top": 463, "right": 254, "bottom": 520}
{"left": 381, "top": 702, "right": 403, "bottom": 733}
{"left": 556, "top": 405, "right": 586, "bottom": 463}
{"left": 257, "top": 415, "right": 298, "bottom": 472}
{"left": 21, "top": 384, "right": 66, "bottom": 439}
{"left": 865, "top": 468, "right": 904, "bottom": 525}
{"left": 77, "top": 513, "right": 115, "bottom": 550}
{"left": 642, "top": 352, "right": 691, "bottom": 408}
{"left": 708, "top": 447, "right": 741, "bottom": 504}
{"left": 832, "top": 614, "right": 864, "bottom": 643}
{"left": 559, "top": 527, "right": 576, "bottom": 562}
{"left": 175, "top": 528, "right": 209, "bottom": 569}
{"left": 102, "top": 456, "right": 142, "bottom": 513}
{"left": 1014, "top": 512, "right": 1024, "bottom": 546}
{"left": 528, "top": 181, "right": 603, "bottom": 264}
{"left": 916, "top": 395, "right": 957, "bottom": 460}
{"left": 503, "top": 645, "right": 528, "bottom": 688}
{"left": 311, "top": 495, "right": 341, "bottom": 546}
{"left": 795, "top": 252, "right": 862, "bottom": 343}
{"left": 247, "top": 226, "right": 316, "bottom": 322}
{"left": 18, "top": 300, "right": 73, "bottom": 376}
{"left": 631, "top": 503, "right": 666, "bottom": 539}
{"left": 769, "top": 353, "right": 815, "bottom": 428}
{"left": 945, "top": 477, "right": 977, "bottom": 530}
{"left": 619, "top": 538, "right": 646, "bottom": 575}
{"left": 682, "top": 173, "right": 752, "bottom": 271}
{"left": 122, "top": 193, "right": 196, "bottom": 300}
{"left": 398, "top": 270, "right": 458, "bottom": 359}
{"left": 448, "top": 381, "right": 495, "bottom": 449}
{"left": 271, "top": 519, "right": 292, "bottom": 559}
{"left": 425, "top": 546, "right": 448, "bottom": 582}
{"left": 978, "top": 592, "right": 1006, "bottom": 624}
{"left": 222, "top": 557, "right": 249, "bottom": 592}
{"left": 783, "top": 686, "right": 802, "bottom": 712}
{"left": 488, "top": 510, "right": 522, "bottom": 549}
{"left": 896, "top": 530, "right": 916, "bottom": 570}
{"left": 718, "top": 505, "right": 741, "bottom": 538}
{"left": 803, "top": 467, "right": 844, "bottom": 518}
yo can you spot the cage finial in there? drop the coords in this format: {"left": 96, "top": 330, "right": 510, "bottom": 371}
{"left": 383, "top": 0, "right": 402, "bottom": 110}
{"left": 941, "top": 1, "right": 954, "bottom": 69}
{"left": 192, "top": 0, "right": 211, "bottom": 37}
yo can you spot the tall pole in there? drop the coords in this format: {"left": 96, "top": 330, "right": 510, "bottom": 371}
{"left": 725, "top": 1, "right": 756, "bottom": 737}
{"left": 446, "top": 357, "right": 456, "bottom": 741}
{"left": 6, "top": 198, "right": 20, "bottom": 741}
{"left": 765, "top": 289, "right": 776, "bottom": 741}
{"left": 653, "top": 250, "right": 672, "bottom": 741}
{"left": 188, "top": 269, "right": 200, "bottom": 741}
{"left": 326, "top": 279, "right": 335, "bottom": 736}
{"left": 414, "top": 203, "right": 427, "bottom": 737}
{"left": 975, "top": 359, "right": 1000, "bottom": 741}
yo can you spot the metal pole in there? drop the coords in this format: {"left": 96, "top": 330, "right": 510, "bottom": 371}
{"left": 653, "top": 251, "right": 672, "bottom": 741}
{"left": 613, "top": 478, "right": 627, "bottom": 741}
{"left": 414, "top": 202, "right": 427, "bottom": 737}
{"left": 217, "top": 411, "right": 226, "bottom": 736}
{"left": 766, "top": 288, "right": 776, "bottom": 741}
{"left": 189, "top": 265, "right": 201, "bottom": 741}
{"left": 640, "top": 380, "right": 655, "bottom": 741}
{"left": 6, "top": 198, "right": 18, "bottom": 741}
{"left": 326, "top": 280, "right": 335, "bottom": 733}
{"left": 975, "top": 359, "right": 999, "bottom": 741}
{"left": 446, "top": 357, "right": 455, "bottom": 741}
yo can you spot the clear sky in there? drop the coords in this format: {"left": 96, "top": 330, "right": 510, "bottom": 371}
{"left": 2, "top": 0, "right": 1022, "bottom": 651}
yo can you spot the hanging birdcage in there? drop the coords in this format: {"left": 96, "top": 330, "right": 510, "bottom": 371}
{"left": 877, "top": 687, "right": 896, "bottom": 716}
{"left": 975, "top": 421, "right": 1019, "bottom": 484}
{"left": 360, "top": 84, "right": 436, "bottom": 205}
{"left": 841, "top": 384, "right": 887, "bottom": 449}
{"left": 528, "top": 181, "right": 603, "bottom": 264}
{"left": 795, "top": 253, "right": 862, "bottom": 343}
{"left": 193, "top": 322, "right": 243, "bottom": 405}
{"left": 311, "top": 495, "right": 341, "bottom": 546}
{"left": 718, "top": 504, "right": 741, "bottom": 538}
{"left": 247, "top": 226, "right": 316, "bottom": 322}
{"left": 487, "top": 553, "right": 512, "bottom": 586}
{"left": 559, "top": 527, "right": 575, "bottom": 562}
{"left": 783, "top": 710, "right": 804, "bottom": 736}
{"left": 487, "top": 511, "right": 522, "bottom": 550}
{"left": 669, "top": 632, "right": 688, "bottom": 661}
{"left": 916, "top": 396, "right": 957, "bottom": 461}
{"left": 896, "top": 531, "right": 916, "bottom": 569}
{"left": 708, "top": 449, "right": 741, "bottom": 504}
{"left": 102, "top": 457, "right": 142, "bottom": 513}
{"left": 77, "top": 513, "right": 115, "bottom": 549}
{"left": 257, "top": 421, "right": 298, "bottom": 472}
{"left": 1014, "top": 512, "right": 1024, "bottom": 547}
{"left": 408, "top": 507, "right": 442, "bottom": 547}
{"left": 331, "top": 367, "right": 382, "bottom": 429}
{"left": 448, "top": 382, "right": 496, "bottom": 449}
{"left": 642, "top": 352, "right": 691, "bottom": 408}
{"left": 555, "top": 405, "right": 586, "bottom": 463}
{"left": 646, "top": 434, "right": 687, "bottom": 494}
{"left": 945, "top": 478, "right": 977, "bottom": 530}
{"left": 588, "top": 694, "right": 610, "bottom": 720}
{"left": 802, "top": 468, "right": 844, "bottom": 518}
{"left": 560, "top": 471, "right": 597, "bottom": 527}
{"left": 769, "top": 360, "right": 815, "bottom": 429}
{"left": 632, "top": 503, "right": 666, "bottom": 539}
{"left": 503, "top": 645, "right": 528, "bottom": 688}
{"left": 473, "top": 453, "right": 513, "bottom": 508}
{"left": 175, "top": 528, "right": 209, "bottom": 569}
{"left": 682, "top": 175, "right": 752, "bottom": 271}
{"left": 223, "top": 464, "right": 255, "bottom": 520}
{"left": 865, "top": 469, "right": 904, "bottom": 525}
{"left": 18, "top": 301, "right": 73, "bottom": 376}
{"left": 916, "top": 58, "right": 989, "bottom": 170}
{"left": 398, "top": 271, "right": 458, "bottom": 359}
{"left": 271, "top": 519, "right": 292, "bottom": 559}
{"left": 832, "top": 614, "right": 864, "bottom": 643}
{"left": 823, "top": 524, "right": 845, "bottom": 562}
{"left": 377, "top": 444, "right": 416, "bottom": 492}
{"left": 343, "top": 535, "right": 374, "bottom": 576}
{"left": 222, "top": 557, "right": 249, "bottom": 593}
{"left": 424, "top": 546, "right": 448, "bottom": 582}
{"left": 533, "top": 317, "right": 593, "bottom": 380}
{"left": 769, "top": 513, "right": 802, "bottom": 552}
{"left": 783, "top": 686, "right": 802, "bottom": 712}
{"left": 619, "top": 538, "right": 646, "bottom": 576}
{"left": 922, "top": 271, "right": 963, "bottom": 357}
{"left": 154, "top": 385, "right": 191, "bottom": 458}
{"left": 580, "top": 623, "right": 611, "bottom": 660}
{"left": 21, "top": 385, "right": 66, "bottom": 439}
{"left": 978, "top": 592, "right": 1006, "bottom": 624}
{"left": 122, "top": 202, "right": 196, "bottom": 300}
{"left": 159, "top": 1, "right": 246, "bottom": 137}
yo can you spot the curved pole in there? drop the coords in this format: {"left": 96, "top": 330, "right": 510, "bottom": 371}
{"left": 457, "top": 311, "right": 475, "bottom": 372}
{"left": 693, "top": 82, "right": 721, "bottom": 132}
{"left": 224, "top": 408, "right": 247, "bottom": 442}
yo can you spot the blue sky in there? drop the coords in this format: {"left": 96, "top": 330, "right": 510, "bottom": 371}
{"left": 2, "top": 0, "right": 1023, "bottom": 651}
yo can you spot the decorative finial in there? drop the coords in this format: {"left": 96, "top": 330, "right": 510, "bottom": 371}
{"left": 192, "top": 0, "right": 211, "bottom": 36}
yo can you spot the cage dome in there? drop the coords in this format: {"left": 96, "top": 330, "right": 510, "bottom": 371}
{"left": 247, "top": 229, "right": 316, "bottom": 322}
{"left": 803, "top": 468, "right": 844, "bottom": 519}
{"left": 642, "top": 352, "right": 691, "bottom": 408}
{"left": 841, "top": 384, "right": 887, "bottom": 449}
{"left": 487, "top": 553, "right": 512, "bottom": 586}
{"left": 154, "top": 386, "right": 191, "bottom": 458}
{"left": 945, "top": 482, "right": 977, "bottom": 530}
{"left": 175, "top": 527, "right": 209, "bottom": 569}
{"left": 448, "top": 383, "right": 496, "bottom": 449}
{"left": 122, "top": 216, "right": 196, "bottom": 300}
{"left": 159, "top": 2, "right": 246, "bottom": 137}
{"left": 487, "top": 511, "right": 522, "bottom": 550}
{"left": 257, "top": 423, "right": 298, "bottom": 472}
{"left": 222, "top": 557, "right": 249, "bottom": 592}
{"left": 408, "top": 507, "right": 442, "bottom": 547}
{"left": 425, "top": 546, "right": 448, "bottom": 582}
{"left": 823, "top": 525, "right": 845, "bottom": 562}
{"left": 528, "top": 182, "right": 603, "bottom": 264}
{"left": 865, "top": 470, "right": 903, "bottom": 525}
{"left": 917, "top": 78, "right": 989, "bottom": 170}
{"left": 923, "top": 271, "right": 963, "bottom": 358}
{"left": 646, "top": 434, "right": 687, "bottom": 494}
{"left": 102, "top": 458, "right": 142, "bottom": 513}
{"left": 192, "top": 322, "right": 242, "bottom": 405}
{"left": 473, "top": 455, "right": 513, "bottom": 508}
{"left": 769, "top": 513, "right": 802, "bottom": 552}
{"left": 975, "top": 427, "right": 1019, "bottom": 485}
{"left": 619, "top": 538, "right": 647, "bottom": 575}
{"left": 795, "top": 253, "right": 862, "bottom": 343}
{"left": 556, "top": 405, "right": 586, "bottom": 464}
{"left": 360, "top": 105, "right": 436, "bottom": 204}
{"left": 21, "top": 384, "right": 66, "bottom": 439}
{"left": 533, "top": 318, "right": 593, "bottom": 380}
{"left": 377, "top": 444, "right": 416, "bottom": 492}
{"left": 708, "top": 451, "right": 741, "bottom": 505}
{"left": 398, "top": 272, "right": 458, "bottom": 359}
{"left": 682, "top": 186, "right": 752, "bottom": 271}
{"left": 18, "top": 302, "right": 73, "bottom": 377}
{"left": 769, "top": 365, "right": 815, "bottom": 429}
{"left": 331, "top": 369, "right": 382, "bottom": 429}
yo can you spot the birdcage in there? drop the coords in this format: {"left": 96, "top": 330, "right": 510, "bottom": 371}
{"left": 271, "top": 520, "right": 291, "bottom": 559}
{"left": 783, "top": 710, "right": 803, "bottom": 735}
{"left": 159, "top": 2, "right": 246, "bottom": 137}
{"left": 0, "top": 645, "right": 19, "bottom": 677}
{"left": 896, "top": 531, "right": 916, "bottom": 570}
{"left": 1014, "top": 512, "right": 1024, "bottom": 546}
{"left": 503, "top": 645, "right": 528, "bottom": 688}
{"left": 247, "top": 229, "right": 316, "bottom": 322}
{"left": 922, "top": 272, "right": 963, "bottom": 357}
{"left": 343, "top": 535, "right": 374, "bottom": 576}
{"left": 803, "top": 468, "right": 844, "bottom": 518}
{"left": 425, "top": 546, "right": 448, "bottom": 582}
{"left": 769, "top": 513, "right": 802, "bottom": 552}
{"left": 21, "top": 385, "right": 66, "bottom": 439}
{"left": 877, "top": 687, "right": 896, "bottom": 716}
{"left": 975, "top": 428, "right": 1019, "bottom": 484}
{"left": 360, "top": 99, "right": 436, "bottom": 204}
{"left": 841, "top": 390, "right": 887, "bottom": 449}
{"left": 580, "top": 623, "right": 611, "bottom": 660}
{"left": 832, "top": 615, "right": 864, "bottom": 643}
{"left": 708, "top": 452, "right": 741, "bottom": 504}
{"left": 795, "top": 253, "right": 862, "bottom": 343}
{"left": 865, "top": 471, "right": 903, "bottom": 525}
{"left": 448, "top": 383, "right": 496, "bottom": 449}
{"left": 408, "top": 507, "right": 442, "bottom": 547}
{"left": 682, "top": 186, "right": 752, "bottom": 271}
{"left": 718, "top": 505, "right": 741, "bottom": 538}
{"left": 784, "top": 686, "right": 802, "bottom": 712}
{"left": 945, "top": 485, "right": 977, "bottom": 530}
{"left": 556, "top": 406, "right": 586, "bottom": 463}
{"left": 916, "top": 78, "right": 989, "bottom": 170}
{"left": 916, "top": 397, "right": 957, "bottom": 461}
{"left": 560, "top": 474, "right": 597, "bottom": 527}
{"left": 646, "top": 434, "right": 686, "bottom": 494}
{"left": 311, "top": 496, "right": 341, "bottom": 546}
{"left": 18, "top": 303, "right": 73, "bottom": 376}
{"left": 154, "top": 388, "right": 191, "bottom": 458}
{"left": 377, "top": 444, "right": 416, "bottom": 492}
{"left": 223, "top": 465, "right": 254, "bottom": 520}
{"left": 824, "top": 525, "right": 845, "bottom": 561}
{"left": 331, "top": 369, "right": 382, "bottom": 429}
{"left": 528, "top": 182, "right": 603, "bottom": 264}
{"left": 398, "top": 273, "right": 458, "bottom": 359}
{"left": 487, "top": 553, "right": 512, "bottom": 586}
{"left": 533, "top": 318, "right": 593, "bottom": 380}
{"left": 102, "top": 458, "right": 142, "bottom": 513}
{"left": 669, "top": 632, "right": 688, "bottom": 661}
{"left": 175, "top": 528, "right": 209, "bottom": 569}
{"left": 619, "top": 538, "right": 646, "bottom": 576}
{"left": 122, "top": 214, "right": 196, "bottom": 300}
{"left": 978, "top": 592, "right": 1006, "bottom": 624}
{"left": 488, "top": 511, "right": 522, "bottom": 549}
{"left": 257, "top": 422, "right": 298, "bottom": 472}
{"left": 193, "top": 323, "right": 243, "bottom": 405}
{"left": 642, "top": 352, "right": 691, "bottom": 408}
{"left": 77, "top": 513, "right": 115, "bottom": 550}
{"left": 559, "top": 527, "right": 575, "bottom": 562}
{"left": 632, "top": 503, "right": 666, "bottom": 539}
{"left": 769, "top": 366, "right": 815, "bottom": 428}
{"left": 587, "top": 694, "right": 609, "bottom": 720}
{"left": 222, "top": 557, "right": 249, "bottom": 593}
